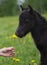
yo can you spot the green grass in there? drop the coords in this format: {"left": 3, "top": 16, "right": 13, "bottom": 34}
{"left": 0, "top": 14, "right": 47, "bottom": 65}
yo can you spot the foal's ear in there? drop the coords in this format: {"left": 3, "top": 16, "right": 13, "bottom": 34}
{"left": 20, "top": 5, "right": 24, "bottom": 11}
{"left": 28, "top": 5, "right": 33, "bottom": 14}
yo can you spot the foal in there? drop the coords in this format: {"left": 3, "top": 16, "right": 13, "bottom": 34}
{"left": 16, "top": 5, "right": 47, "bottom": 65}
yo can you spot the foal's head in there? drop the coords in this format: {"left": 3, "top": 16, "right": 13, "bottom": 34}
{"left": 16, "top": 5, "right": 40, "bottom": 38}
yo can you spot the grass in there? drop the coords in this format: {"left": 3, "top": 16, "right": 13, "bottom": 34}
{"left": 0, "top": 14, "right": 47, "bottom": 65}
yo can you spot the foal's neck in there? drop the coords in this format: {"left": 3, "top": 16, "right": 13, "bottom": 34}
{"left": 30, "top": 13, "right": 47, "bottom": 43}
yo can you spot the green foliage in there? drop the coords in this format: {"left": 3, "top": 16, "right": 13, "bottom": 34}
{"left": 0, "top": 0, "right": 19, "bottom": 16}
{"left": 25, "top": 0, "right": 47, "bottom": 13}
{"left": 0, "top": 0, "right": 47, "bottom": 16}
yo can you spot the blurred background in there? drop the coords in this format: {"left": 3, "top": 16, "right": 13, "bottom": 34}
{"left": 0, "top": 0, "right": 47, "bottom": 17}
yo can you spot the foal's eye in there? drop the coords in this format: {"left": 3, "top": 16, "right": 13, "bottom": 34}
{"left": 25, "top": 19, "right": 29, "bottom": 23}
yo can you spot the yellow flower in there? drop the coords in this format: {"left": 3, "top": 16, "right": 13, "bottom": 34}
{"left": 13, "top": 58, "right": 16, "bottom": 61}
{"left": 12, "top": 34, "right": 17, "bottom": 39}
{"left": 34, "top": 63, "right": 37, "bottom": 65}
{"left": 15, "top": 59, "right": 20, "bottom": 62}
{"left": 31, "top": 60, "right": 35, "bottom": 63}
{"left": 12, "top": 58, "right": 20, "bottom": 62}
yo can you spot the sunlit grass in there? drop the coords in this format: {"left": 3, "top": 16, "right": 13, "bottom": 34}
{"left": 0, "top": 14, "right": 47, "bottom": 65}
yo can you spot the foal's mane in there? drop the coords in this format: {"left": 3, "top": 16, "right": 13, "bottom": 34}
{"left": 35, "top": 11, "right": 47, "bottom": 22}
{"left": 34, "top": 10, "right": 47, "bottom": 28}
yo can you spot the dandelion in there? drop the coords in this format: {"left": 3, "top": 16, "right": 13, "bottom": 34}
{"left": 12, "top": 58, "right": 20, "bottom": 62}
{"left": 31, "top": 59, "right": 35, "bottom": 63}
{"left": 12, "top": 34, "right": 18, "bottom": 39}
{"left": 6, "top": 34, "right": 18, "bottom": 40}
{"left": 12, "top": 58, "right": 16, "bottom": 61}
{"left": 34, "top": 63, "right": 37, "bottom": 65}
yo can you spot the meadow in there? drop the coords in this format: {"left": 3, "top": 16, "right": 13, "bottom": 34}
{"left": 0, "top": 14, "right": 47, "bottom": 65}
